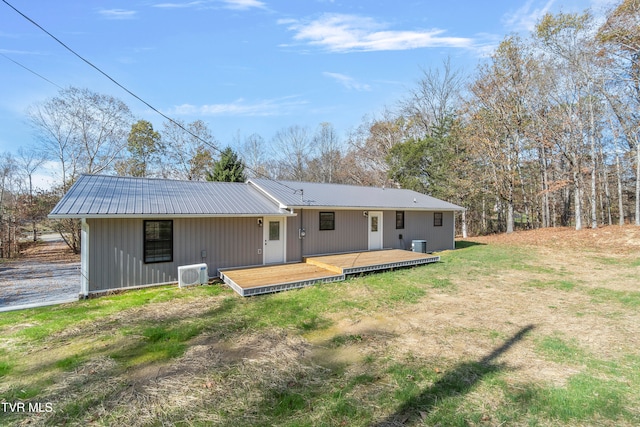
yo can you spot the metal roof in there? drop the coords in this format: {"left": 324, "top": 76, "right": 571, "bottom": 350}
{"left": 248, "top": 179, "right": 464, "bottom": 211}
{"left": 49, "top": 175, "right": 289, "bottom": 218}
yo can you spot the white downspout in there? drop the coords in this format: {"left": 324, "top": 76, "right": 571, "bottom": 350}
{"left": 80, "top": 218, "right": 90, "bottom": 298}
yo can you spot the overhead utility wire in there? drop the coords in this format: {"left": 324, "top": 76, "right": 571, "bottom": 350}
{"left": 1, "top": 53, "right": 63, "bottom": 89}
{"left": 2, "top": 0, "right": 302, "bottom": 196}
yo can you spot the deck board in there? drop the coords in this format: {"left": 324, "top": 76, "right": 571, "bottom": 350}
{"left": 306, "top": 249, "right": 438, "bottom": 272}
{"left": 220, "top": 263, "right": 341, "bottom": 289}
{"left": 219, "top": 249, "right": 439, "bottom": 297}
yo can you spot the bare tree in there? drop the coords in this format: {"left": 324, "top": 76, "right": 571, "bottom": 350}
{"left": 240, "top": 133, "right": 271, "bottom": 179}
{"left": 28, "top": 95, "right": 80, "bottom": 190}
{"left": 15, "top": 147, "right": 47, "bottom": 241}
{"left": 0, "top": 153, "right": 17, "bottom": 257}
{"left": 272, "top": 125, "right": 313, "bottom": 181}
{"left": 28, "top": 87, "right": 132, "bottom": 188}
{"left": 401, "top": 57, "right": 466, "bottom": 138}
{"left": 598, "top": 0, "right": 640, "bottom": 225}
{"left": 536, "top": 12, "right": 605, "bottom": 230}
{"left": 28, "top": 87, "right": 132, "bottom": 252}
{"left": 163, "top": 119, "right": 217, "bottom": 181}
{"left": 345, "top": 112, "right": 407, "bottom": 186}
{"left": 309, "top": 122, "right": 343, "bottom": 183}
{"left": 467, "top": 35, "right": 536, "bottom": 233}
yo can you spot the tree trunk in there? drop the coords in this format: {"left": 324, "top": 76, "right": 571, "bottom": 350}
{"left": 590, "top": 160, "right": 597, "bottom": 229}
{"left": 574, "top": 169, "right": 582, "bottom": 230}
{"left": 616, "top": 153, "right": 625, "bottom": 225}
{"left": 600, "top": 154, "right": 612, "bottom": 226}
{"left": 636, "top": 143, "right": 640, "bottom": 226}
{"left": 507, "top": 195, "right": 515, "bottom": 234}
{"left": 461, "top": 210, "right": 468, "bottom": 238}
{"left": 540, "top": 146, "right": 550, "bottom": 228}
{"left": 589, "top": 94, "right": 598, "bottom": 229}
{"left": 481, "top": 195, "right": 487, "bottom": 232}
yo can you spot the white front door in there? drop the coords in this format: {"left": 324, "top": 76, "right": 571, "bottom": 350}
{"left": 264, "top": 217, "right": 285, "bottom": 264}
{"left": 368, "top": 211, "right": 383, "bottom": 250}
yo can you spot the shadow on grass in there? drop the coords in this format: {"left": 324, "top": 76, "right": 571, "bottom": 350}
{"left": 455, "top": 240, "right": 487, "bottom": 249}
{"left": 372, "top": 324, "right": 535, "bottom": 426}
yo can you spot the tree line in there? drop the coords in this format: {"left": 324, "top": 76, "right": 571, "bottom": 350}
{"left": 1, "top": 1, "right": 639, "bottom": 256}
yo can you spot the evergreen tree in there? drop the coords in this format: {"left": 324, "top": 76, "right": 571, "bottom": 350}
{"left": 207, "top": 147, "right": 246, "bottom": 182}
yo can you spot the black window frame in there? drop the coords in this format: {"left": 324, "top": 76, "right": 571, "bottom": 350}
{"left": 319, "top": 212, "right": 335, "bottom": 231}
{"left": 396, "top": 211, "right": 405, "bottom": 229}
{"left": 144, "top": 220, "right": 173, "bottom": 263}
{"left": 433, "top": 212, "right": 443, "bottom": 227}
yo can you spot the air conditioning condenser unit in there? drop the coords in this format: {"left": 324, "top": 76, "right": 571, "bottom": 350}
{"left": 178, "top": 263, "right": 208, "bottom": 288}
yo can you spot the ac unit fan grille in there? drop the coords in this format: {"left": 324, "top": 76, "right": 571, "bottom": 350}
{"left": 181, "top": 269, "right": 200, "bottom": 285}
{"left": 178, "top": 263, "right": 208, "bottom": 288}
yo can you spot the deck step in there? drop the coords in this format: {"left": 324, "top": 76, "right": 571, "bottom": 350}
{"left": 342, "top": 255, "right": 440, "bottom": 275}
{"left": 303, "top": 257, "right": 344, "bottom": 274}
{"left": 220, "top": 269, "right": 344, "bottom": 297}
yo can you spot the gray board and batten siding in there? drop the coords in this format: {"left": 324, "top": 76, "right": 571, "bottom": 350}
{"left": 50, "top": 174, "right": 463, "bottom": 295}
{"left": 86, "top": 217, "right": 265, "bottom": 293}
{"left": 255, "top": 178, "right": 462, "bottom": 260}
{"left": 286, "top": 209, "right": 456, "bottom": 261}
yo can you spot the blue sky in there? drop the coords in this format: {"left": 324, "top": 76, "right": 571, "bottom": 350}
{"left": 0, "top": 0, "right": 615, "bottom": 171}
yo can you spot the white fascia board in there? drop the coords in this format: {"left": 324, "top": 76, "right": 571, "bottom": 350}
{"left": 285, "top": 205, "right": 463, "bottom": 211}
{"left": 247, "top": 180, "right": 290, "bottom": 210}
{"left": 48, "top": 212, "right": 297, "bottom": 220}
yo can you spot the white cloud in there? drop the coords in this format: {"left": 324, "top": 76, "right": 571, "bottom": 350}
{"left": 153, "top": 1, "right": 206, "bottom": 8}
{"left": 222, "top": 0, "right": 266, "bottom": 10}
{"left": 502, "top": 0, "right": 555, "bottom": 32}
{"left": 169, "top": 96, "right": 307, "bottom": 117}
{"left": 0, "top": 48, "right": 44, "bottom": 55}
{"left": 99, "top": 9, "right": 138, "bottom": 20}
{"left": 153, "top": 0, "right": 265, "bottom": 10}
{"left": 279, "top": 13, "right": 473, "bottom": 53}
{"left": 323, "top": 72, "right": 371, "bottom": 91}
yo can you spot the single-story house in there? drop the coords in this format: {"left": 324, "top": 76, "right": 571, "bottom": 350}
{"left": 49, "top": 174, "right": 464, "bottom": 297}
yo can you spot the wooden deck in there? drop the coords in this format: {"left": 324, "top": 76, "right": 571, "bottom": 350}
{"left": 219, "top": 249, "right": 439, "bottom": 297}
{"left": 305, "top": 249, "right": 440, "bottom": 275}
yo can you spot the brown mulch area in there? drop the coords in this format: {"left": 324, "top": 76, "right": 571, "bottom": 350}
{"left": 465, "top": 224, "right": 640, "bottom": 256}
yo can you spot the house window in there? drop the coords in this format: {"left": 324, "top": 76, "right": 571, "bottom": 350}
{"left": 434, "top": 212, "right": 443, "bottom": 227}
{"left": 144, "top": 220, "right": 173, "bottom": 263}
{"left": 396, "top": 211, "right": 405, "bottom": 229}
{"left": 269, "top": 221, "right": 280, "bottom": 241}
{"left": 319, "top": 212, "right": 335, "bottom": 230}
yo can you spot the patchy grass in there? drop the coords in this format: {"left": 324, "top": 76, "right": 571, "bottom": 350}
{"left": 1, "top": 226, "right": 640, "bottom": 426}
{"left": 588, "top": 287, "right": 640, "bottom": 308}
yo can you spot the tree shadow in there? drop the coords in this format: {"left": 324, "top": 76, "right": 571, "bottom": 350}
{"left": 455, "top": 240, "right": 487, "bottom": 249}
{"left": 372, "top": 324, "right": 535, "bottom": 426}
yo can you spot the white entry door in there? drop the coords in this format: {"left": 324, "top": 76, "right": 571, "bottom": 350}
{"left": 264, "top": 217, "right": 285, "bottom": 264}
{"left": 368, "top": 211, "right": 383, "bottom": 250}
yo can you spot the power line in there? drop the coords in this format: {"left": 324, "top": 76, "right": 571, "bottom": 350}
{"left": 1, "top": 0, "right": 302, "bottom": 195}
{"left": 1, "top": 53, "right": 63, "bottom": 89}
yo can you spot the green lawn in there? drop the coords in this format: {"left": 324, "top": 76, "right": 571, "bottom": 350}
{"left": 1, "top": 233, "right": 639, "bottom": 426}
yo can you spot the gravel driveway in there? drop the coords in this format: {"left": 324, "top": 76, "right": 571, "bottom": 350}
{"left": 0, "top": 238, "right": 80, "bottom": 312}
